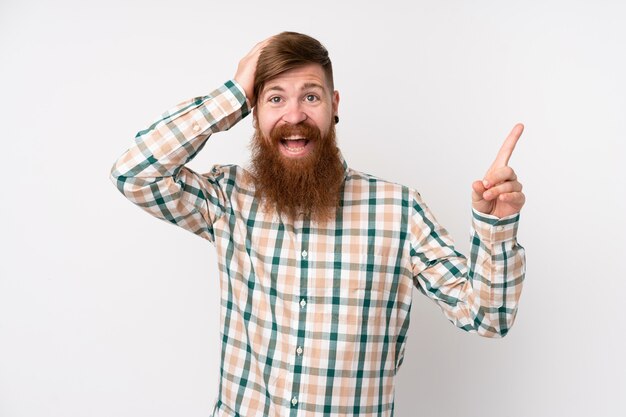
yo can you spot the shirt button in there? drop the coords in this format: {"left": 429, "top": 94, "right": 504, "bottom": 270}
{"left": 300, "top": 299, "right": 307, "bottom": 308}
{"left": 497, "top": 226, "right": 504, "bottom": 231}
{"left": 301, "top": 250, "right": 308, "bottom": 258}
{"left": 291, "top": 397, "right": 298, "bottom": 406}
{"left": 192, "top": 123, "right": 201, "bottom": 132}
{"left": 296, "top": 346, "right": 303, "bottom": 356}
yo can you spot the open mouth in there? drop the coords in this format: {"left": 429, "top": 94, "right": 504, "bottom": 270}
{"left": 280, "top": 136, "right": 311, "bottom": 155}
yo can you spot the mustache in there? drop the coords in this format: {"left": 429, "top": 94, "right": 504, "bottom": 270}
{"left": 270, "top": 122, "right": 322, "bottom": 143}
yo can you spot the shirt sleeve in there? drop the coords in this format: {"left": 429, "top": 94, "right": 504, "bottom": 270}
{"left": 409, "top": 191, "right": 526, "bottom": 337}
{"left": 109, "top": 80, "right": 250, "bottom": 242}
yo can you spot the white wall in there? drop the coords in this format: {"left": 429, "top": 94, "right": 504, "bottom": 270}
{"left": 1, "top": 1, "right": 624, "bottom": 416}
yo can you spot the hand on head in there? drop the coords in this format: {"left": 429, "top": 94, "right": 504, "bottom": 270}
{"left": 234, "top": 37, "right": 274, "bottom": 107}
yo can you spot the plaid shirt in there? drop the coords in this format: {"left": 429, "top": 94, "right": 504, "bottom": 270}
{"left": 110, "top": 80, "right": 525, "bottom": 417}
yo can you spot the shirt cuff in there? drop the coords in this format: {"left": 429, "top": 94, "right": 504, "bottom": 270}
{"left": 228, "top": 79, "right": 252, "bottom": 113}
{"left": 471, "top": 208, "right": 520, "bottom": 243}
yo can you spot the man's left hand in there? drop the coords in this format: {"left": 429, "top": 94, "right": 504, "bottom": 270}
{"left": 471, "top": 123, "right": 525, "bottom": 218}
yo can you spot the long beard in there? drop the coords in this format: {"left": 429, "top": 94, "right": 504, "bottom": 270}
{"left": 249, "top": 121, "right": 344, "bottom": 222}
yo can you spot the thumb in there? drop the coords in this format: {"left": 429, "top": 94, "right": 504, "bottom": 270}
{"left": 472, "top": 180, "right": 486, "bottom": 202}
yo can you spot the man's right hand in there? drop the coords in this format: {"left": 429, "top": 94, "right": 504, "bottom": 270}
{"left": 234, "top": 38, "right": 272, "bottom": 107}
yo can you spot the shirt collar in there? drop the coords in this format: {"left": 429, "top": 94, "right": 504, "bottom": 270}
{"left": 338, "top": 149, "right": 349, "bottom": 180}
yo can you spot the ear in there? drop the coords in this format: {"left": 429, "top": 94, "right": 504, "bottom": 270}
{"left": 252, "top": 107, "right": 258, "bottom": 128}
{"left": 332, "top": 90, "right": 340, "bottom": 116}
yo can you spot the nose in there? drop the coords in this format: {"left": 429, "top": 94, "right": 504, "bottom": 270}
{"left": 281, "top": 101, "right": 307, "bottom": 125}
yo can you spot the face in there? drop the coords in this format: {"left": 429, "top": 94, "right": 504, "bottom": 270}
{"left": 249, "top": 63, "right": 344, "bottom": 222}
{"left": 254, "top": 63, "right": 339, "bottom": 159}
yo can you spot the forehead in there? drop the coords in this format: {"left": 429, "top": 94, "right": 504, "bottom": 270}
{"left": 261, "top": 63, "right": 330, "bottom": 94}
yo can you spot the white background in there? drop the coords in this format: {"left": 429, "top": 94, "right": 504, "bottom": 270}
{"left": 1, "top": 1, "right": 624, "bottom": 416}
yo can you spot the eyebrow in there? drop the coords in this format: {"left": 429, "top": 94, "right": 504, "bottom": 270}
{"left": 301, "top": 82, "right": 325, "bottom": 91}
{"left": 263, "top": 82, "right": 326, "bottom": 95}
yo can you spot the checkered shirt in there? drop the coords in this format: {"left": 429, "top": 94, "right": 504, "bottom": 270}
{"left": 110, "top": 80, "right": 525, "bottom": 417}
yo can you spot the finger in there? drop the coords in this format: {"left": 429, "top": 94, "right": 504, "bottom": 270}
{"left": 242, "top": 39, "right": 272, "bottom": 68}
{"left": 483, "top": 180, "right": 523, "bottom": 201}
{"left": 483, "top": 166, "right": 517, "bottom": 189}
{"left": 498, "top": 191, "right": 526, "bottom": 208}
{"left": 491, "top": 123, "right": 524, "bottom": 169}
{"left": 252, "top": 37, "right": 273, "bottom": 54}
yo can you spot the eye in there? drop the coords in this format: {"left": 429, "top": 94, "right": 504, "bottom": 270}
{"left": 268, "top": 96, "right": 282, "bottom": 104}
{"left": 304, "top": 94, "right": 319, "bottom": 103}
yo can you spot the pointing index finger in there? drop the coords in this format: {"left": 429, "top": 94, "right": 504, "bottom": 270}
{"left": 492, "top": 123, "right": 524, "bottom": 168}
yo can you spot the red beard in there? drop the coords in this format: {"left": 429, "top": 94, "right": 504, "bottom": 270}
{"left": 249, "top": 121, "right": 345, "bottom": 222}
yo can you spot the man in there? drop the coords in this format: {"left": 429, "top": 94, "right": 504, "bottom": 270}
{"left": 110, "top": 32, "right": 525, "bottom": 417}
